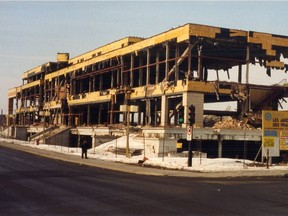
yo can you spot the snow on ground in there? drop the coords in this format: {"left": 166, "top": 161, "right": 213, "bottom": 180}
{"left": 1, "top": 136, "right": 287, "bottom": 173}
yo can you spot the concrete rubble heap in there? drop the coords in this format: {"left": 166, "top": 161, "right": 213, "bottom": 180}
{"left": 212, "top": 116, "right": 256, "bottom": 130}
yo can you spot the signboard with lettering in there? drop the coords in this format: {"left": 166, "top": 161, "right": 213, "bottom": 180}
{"left": 262, "top": 111, "right": 288, "bottom": 157}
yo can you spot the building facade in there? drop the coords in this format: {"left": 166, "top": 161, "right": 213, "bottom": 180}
{"left": 7, "top": 23, "right": 288, "bottom": 142}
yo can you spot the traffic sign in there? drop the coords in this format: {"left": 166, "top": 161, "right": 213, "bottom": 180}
{"left": 187, "top": 126, "right": 192, "bottom": 141}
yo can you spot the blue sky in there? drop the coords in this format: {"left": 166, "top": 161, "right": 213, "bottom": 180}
{"left": 1, "top": 1, "right": 288, "bottom": 111}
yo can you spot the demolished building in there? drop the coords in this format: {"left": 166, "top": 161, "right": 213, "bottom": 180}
{"left": 6, "top": 23, "right": 288, "bottom": 160}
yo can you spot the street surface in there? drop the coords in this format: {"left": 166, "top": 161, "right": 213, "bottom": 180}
{"left": 0, "top": 146, "right": 288, "bottom": 216}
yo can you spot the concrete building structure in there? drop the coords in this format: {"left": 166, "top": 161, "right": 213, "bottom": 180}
{"left": 6, "top": 23, "right": 288, "bottom": 160}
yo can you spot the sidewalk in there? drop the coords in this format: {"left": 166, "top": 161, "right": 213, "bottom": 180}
{"left": 0, "top": 139, "right": 287, "bottom": 178}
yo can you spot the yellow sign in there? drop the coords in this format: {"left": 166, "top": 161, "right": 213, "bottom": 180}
{"left": 280, "top": 131, "right": 288, "bottom": 150}
{"left": 262, "top": 110, "right": 288, "bottom": 130}
{"left": 263, "top": 136, "right": 275, "bottom": 147}
{"left": 176, "top": 142, "right": 183, "bottom": 148}
{"left": 262, "top": 110, "right": 288, "bottom": 151}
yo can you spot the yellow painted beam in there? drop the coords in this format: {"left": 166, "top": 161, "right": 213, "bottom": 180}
{"left": 187, "top": 81, "right": 231, "bottom": 95}
{"left": 45, "top": 24, "right": 191, "bottom": 81}
{"left": 68, "top": 37, "right": 143, "bottom": 65}
{"left": 20, "top": 80, "right": 41, "bottom": 91}
{"left": 67, "top": 91, "right": 111, "bottom": 106}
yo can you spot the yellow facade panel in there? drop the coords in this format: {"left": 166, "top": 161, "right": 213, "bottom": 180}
{"left": 189, "top": 24, "right": 221, "bottom": 38}
{"left": 249, "top": 32, "right": 288, "bottom": 57}
{"left": 22, "top": 65, "right": 42, "bottom": 80}
{"left": 8, "top": 87, "right": 17, "bottom": 98}
{"left": 21, "top": 80, "right": 41, "bottom": 90}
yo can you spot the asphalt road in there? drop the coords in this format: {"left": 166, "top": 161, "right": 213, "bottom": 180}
{"left": 1, "top": 146, "right": 288, "bottom": 216}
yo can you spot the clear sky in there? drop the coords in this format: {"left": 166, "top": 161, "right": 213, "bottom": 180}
{"left": 1, "top": 0, "right": 288, "bottom": 111}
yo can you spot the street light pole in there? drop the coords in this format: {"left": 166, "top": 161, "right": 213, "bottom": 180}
{"left": 126, "top": 105, "right": 130, "bottom": 158}
{"left": 125, "top": 87, "right": 131, "bottom": 158}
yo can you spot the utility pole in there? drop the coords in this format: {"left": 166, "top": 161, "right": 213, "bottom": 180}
{"left": 125, "top": 86, "right": 131, "bottom": 158}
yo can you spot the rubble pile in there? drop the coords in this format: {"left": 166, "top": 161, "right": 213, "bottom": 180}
{"left": 203, "top": 115, "right": 221, "bottom": 127}
{"left": 212, "top": 116, "right": 255, "bottom": 130}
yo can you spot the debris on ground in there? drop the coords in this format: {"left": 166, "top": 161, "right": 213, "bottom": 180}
{"left": 212, "top": 116, "right": 255, "bottom": 130}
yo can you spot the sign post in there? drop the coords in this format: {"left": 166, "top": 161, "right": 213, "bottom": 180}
{"left": 187, "top": 125, "right": 193, "bottom": 167}
{"left": 187, "top": 105, "right": 195, "bottom": 167}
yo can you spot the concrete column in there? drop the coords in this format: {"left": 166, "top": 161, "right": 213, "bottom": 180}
{"left": 120, "top": 57, "right": 124, "bottom": 86}
{"left": 197, "top": 45, "right": 203, "bottom": 80}
{"left": 187, "top": 43, "right": 192, "bottom": 79}
{"left": 99, "top": 75, "right": 103, "bottom": 91}
{"left": 50, "top": 79, "right": 54, "bottom": 100}
{"left": 7, "top": 98, "right": 14, "bottom": 126}
{"left": 139, "top": 57, "right": 143, "bottom": 86}
{"left": 68, "top": 107, "right": 72, "bottom": 127}
{"left": 182, "top": 92, "right": 204, "bottom": 128}
{"left": 156, "top": 51, "right": 160, "bottom": 84}
{"left": 87, "top": 104, "right": 91, "bottom": 126}
{"left": 165, "top": 43, "right": 170, "bottom": 79}
{"left": 238, "top": 64, "right": 242, "bottom": 83}
{"left": 91, "top": 132, "right": 96, "bottom": 154}
{"left": 246, "top": 45, "right": 250, "bottom": 84}
{"left": 175, "top": 44, "right": 180, "bottom": 81}
{"left": 146, "top": 49, "right": 150, "bottom": 85}
{"left": 160, "top": 95, "right": 168, "bottom": 127}
{"left": 218, "top": 134, "right": 223, "bottom": 158}
{"left": 89, "top": 77, "right": 92, "bottom": 93}
{"left": 117, "top": 69, "right": 120, "bottom": 88}
{"left": 130, "top": 54, "right": 134, "bottom": 87}
{"left": 111, "top": 70, "right": 114, "bottom": 89}
{"left": 145, "top": 99, "right": 150, "bottom": 125}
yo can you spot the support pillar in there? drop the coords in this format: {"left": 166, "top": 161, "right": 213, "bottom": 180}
{"left": 68, "top": 107, "right": 72, "bottom": 127}
{"left": 246, "top": 45, "right": 250, "bottom": 84}
{"left": 187, "top": 43, "right": 192, "bottom": 79}
{"left": 165, "top": 43, "right": 170, "bottom": 79}
{"left": 91, "top": 132, "right": 96, "bottom": 154}
{"left": 156, "top": 51, "right": 160, "bottom": 83}
{"left": 50, "top": 79, "right": 54, "bottom": 100}
{"left": 99, "top": 75, "right": 103, "bottom": 91}
{"left": 145, "top": 99, "right": 151, "bottom": 125}
{"left": 139, "top": 56, "right": 143, "bottom": 86}
{"left": 116, "top": 68, "right": 120, "bottom": 88}
{"left": 7, "top": 98, "right": 14, "bottom": 126}
{"left": 238, "top": 64, "right": 242, "bottom": 83}
{"left": 146, "top": 49, "right": 150, "bottom": 85}
{"left": 175, "top": 45, "right": 180, "bottom": 81}
{"left": 89, "top": 77, "right": 92, "bottom": 93}
{"left": 87, "top": 104, "right": 91, "bottom": 126}
{"left": 130, "top": 54, "right": 134, "bottom": 87}
{"left": 93, "top": 76, "right": 96, "bottom": 92}
{"left": 160, "top": 95, "right": 168, "bottom": 127}
{"left": 218, "top": 134, "right": 223, "bottom": 158}
{"left": 120, "top": 57, "right": 124, "bottom": 86}
{"left": 197, "top": 45, "right": 203, "bottom": 80}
